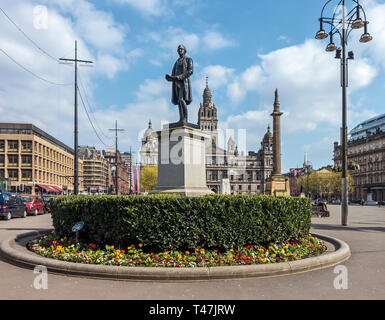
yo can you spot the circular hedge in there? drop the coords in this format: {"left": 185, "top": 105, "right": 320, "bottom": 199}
{"left": 50, "top": 194, "right": 312, "bottom": 252}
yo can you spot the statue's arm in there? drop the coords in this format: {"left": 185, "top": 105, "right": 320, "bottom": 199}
{"left": 177, "top": 58, "right": 193, "bottom": 81}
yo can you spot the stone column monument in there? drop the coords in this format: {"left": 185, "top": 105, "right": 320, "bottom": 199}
{"left": 265, "top": 89, "right": 290, "bottom": 196}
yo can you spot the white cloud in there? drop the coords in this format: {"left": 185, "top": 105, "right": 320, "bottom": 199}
{"left": 0, "top": 0, "right": 138, "bottom": 153}
{"left": 226, "top": 39, "right": 377, "bottom": 133}
{"left": 203, "top": 31, "right": 235, "bottom": 50}
{"left": 113, "top": 0, "right": 169, "bottom": 16}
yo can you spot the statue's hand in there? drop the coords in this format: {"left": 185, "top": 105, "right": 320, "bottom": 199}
{"left": 165, "top": 74, "right": 173, "bottom": 81}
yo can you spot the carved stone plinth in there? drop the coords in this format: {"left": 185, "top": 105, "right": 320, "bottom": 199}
{"left": 150, "top": 123, "right": 213, "bottom": 196}
{"left": 265, "top": 174, "right": 290, "bottom": 197}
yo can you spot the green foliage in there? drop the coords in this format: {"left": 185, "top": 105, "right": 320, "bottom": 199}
{"left": 140, "top": 165, "right": 158, "bottom": 191}
{"left": 297, "top": 171, "right": 354, "bottom": 198}
{"left": 51, "top": 194, "right": 312, "bottom": 251}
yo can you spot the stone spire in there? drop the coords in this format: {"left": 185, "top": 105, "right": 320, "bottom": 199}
{"left": 274, "top": 88, "right": 280, "bottom": 112}
{"left": 203, "top": 76, "right": 212, "bottom": 106}
{"left": 271, "top": 88, "right": 283, "bottom": 175}
{"left": 304, "top": 152, "right": 308, "bottom": 168}
{"left": 148, "top": 119, "right": 152, "bottom": 129}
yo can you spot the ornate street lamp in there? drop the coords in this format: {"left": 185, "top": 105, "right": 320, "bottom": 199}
{"left": 315, "top": 0, "right": 372, "bottom": 226}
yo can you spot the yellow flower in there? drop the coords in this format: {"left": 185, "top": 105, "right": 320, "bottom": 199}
{"left": 258, "top": 248, "right": 264, "bottom": 253}
{"left": 139, "top": 243, "right": 143, "bottom": 248}
{"left": 271, "top": 254, "right": 276, "bottom": 258}
{"left": 115, "top": 250, "right": 121, "bottom": 255}
{"left": 64, "top": 237, "right": 67, "bottom": 240}
{"left": 185, "top": 251, "right": 190, "bottom": 255}
{"left": 194, "top": 248, "right": 199, "bottom": 252}
{"left": 177, "top": 254, "right": 182, "bottom": 261}
{"left": 284, "top": 245, "right": 289, "bottom": 250}
{"left": 56, "top": 245, "right": 63, "bottom": 251}
{"left": 162, "top": 252, "right": 167, "bottom": 257}
{"left": 110, "top": 245, "right": 114, "bottom": 250}
{"left": 200, "top": 248, "right": 205, "bottom": 254}
{"left": 227, "top": 254, "right": 233, "bottom": 259}
{"left": 286, "top": 253, "right": 291, "bottom": 256}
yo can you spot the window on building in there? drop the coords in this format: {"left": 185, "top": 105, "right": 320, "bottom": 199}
{"left": 8, "top": 155, "right": 18, "bottom": 166}
{"left": 238, "top": 185, "right": 242, "bottom": 190}
{"left": 8, "top": 169, "right": 18, "bottom": 180}
{"left": 8, "top": 140, "right": 18, "bottom": 151}
{"left": 222, "top": 170, "right": 228, "bottom": 179}
{"left": 21, "top": 141, "right": 32, "bottom": 151}
{"left": 238, "top": 174, "right": 243, "bottom": 181}
{"left": 21, "top": 155, "right": 32, "bottom": 166}
{"left": 0, "top": 155, "right": 4, "bottom": 166}
{"left": 21, "top": 170, "right": 32, "bottom": 181}
{"left": 0, "top": 140, "right": 4, "bottom": 152}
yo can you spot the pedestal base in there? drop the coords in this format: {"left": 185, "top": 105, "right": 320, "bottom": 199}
{"left": 265, "top": 174, "right": 290, "bottom": 197}
{"left": 150, "top": 124, "right": 213, "bottom": 197}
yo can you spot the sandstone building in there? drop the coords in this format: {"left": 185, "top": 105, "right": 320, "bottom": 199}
{"left": 0, "top": 123, "right": 83, "bottom": 194}
{"left": 333, "top": 114, "right": 385, "bottom": 202}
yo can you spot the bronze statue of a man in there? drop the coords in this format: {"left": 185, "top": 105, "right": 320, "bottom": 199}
{"left": 165, "top": 44, "right": 193, "bottom": 124}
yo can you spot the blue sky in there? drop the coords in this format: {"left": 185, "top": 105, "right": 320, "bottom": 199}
{"left": 0, "top": 0, "right": 384, "bottom": 172}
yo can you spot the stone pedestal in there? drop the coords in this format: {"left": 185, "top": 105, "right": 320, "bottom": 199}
{"left": 365, "top": 191, "right": 377, "bottom": 205}
{"left": 220, "top": 178, "right": 231, "bottom": 195}
{"left": 265, "top": 174, "right": 290, "bottom": 197}
{"left": 150, "top": 123, "right": 213, "bottom": 196}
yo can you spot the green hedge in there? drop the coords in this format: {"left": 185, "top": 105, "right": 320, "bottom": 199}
{"left": 50, "top": 194, "right": 311, "bottom": 251}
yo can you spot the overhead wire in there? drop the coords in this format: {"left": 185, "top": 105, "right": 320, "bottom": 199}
{"left": 0, "top": 47, "right": 72, "bottom": 86}
{"left": 77, "top": 85, "right": 113, "bottom": 148}
{"left": 78, "top": 74, "right": 113, "bottom": 140}
{"left": 0, "top": 6, "right": 59, "bottom": 63}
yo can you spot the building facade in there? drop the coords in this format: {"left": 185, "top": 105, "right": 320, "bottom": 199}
{"left": 0, "top": 123, "right": 83, "bottom": 194}
{"left": 140, "top": 120, "right": 158, "bottom": 167}
{"left": 104, "top": 149, "right": 131, "bottom": 194}
{"left": 78, "top": 146, "right": 110, "bottom": 194}
{"left": 333, "top": 114, "right": 385, "bottom": 202}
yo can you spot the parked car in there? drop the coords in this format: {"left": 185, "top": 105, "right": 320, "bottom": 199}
{"left": 0, "top": 190, "right": 27, "bottom": 220}
{"left": 377, "top": 200, "right": 385, "bottom": 206}
{"left": 20, "top": 194, "right": 46, "bottom": 215}
{"left": 350, "top": 199, "right": 364, "bottom": 205}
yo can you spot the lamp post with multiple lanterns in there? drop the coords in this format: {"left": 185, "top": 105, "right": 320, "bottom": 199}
{"left": 315, "top": 0, "right": 372, "bottom": 226}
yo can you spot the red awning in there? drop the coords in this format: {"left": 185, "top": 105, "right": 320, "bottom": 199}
{"left": 36, "top": 184, "right": 50, "bottom": 192}
{"left": 36, "top": 184, "right": 62, "bottom": 193}
{"left": 51, "top": 186, "right": 64, "bottom": 193}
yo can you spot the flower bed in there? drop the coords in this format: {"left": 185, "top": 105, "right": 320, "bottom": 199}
{"left": 28, "top": 232, "right": 327, "bottom": 267}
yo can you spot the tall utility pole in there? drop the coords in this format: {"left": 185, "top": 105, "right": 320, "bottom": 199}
{"left": 59, "top": 40, "right": 93, "bottom": 195}
{"left": 129, "top": 145, "right": 132, "bottom": 193}
{"left": 109, "top": 120, "right": 125, "bottom": 195}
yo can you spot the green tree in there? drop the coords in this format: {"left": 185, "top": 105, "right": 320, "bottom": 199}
{"left": 140, "top": 165, "right": 158, "bottom": 192}
{"left": 296, "top": 171, "right": 354, "bottom": 199}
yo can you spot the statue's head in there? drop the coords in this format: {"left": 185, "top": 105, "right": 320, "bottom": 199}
{"left": 177, "top": 44, "right": 186, "bottom": 55}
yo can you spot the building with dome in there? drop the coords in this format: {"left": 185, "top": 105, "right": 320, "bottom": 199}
{"left": 140, "top": 120, "right": 158, "bottom": 166}
{"left": 139, "top": 77, "right": 274, "bottom": 194}
{"left": 333, "top": 113, "right": 385, "bottom": 202}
